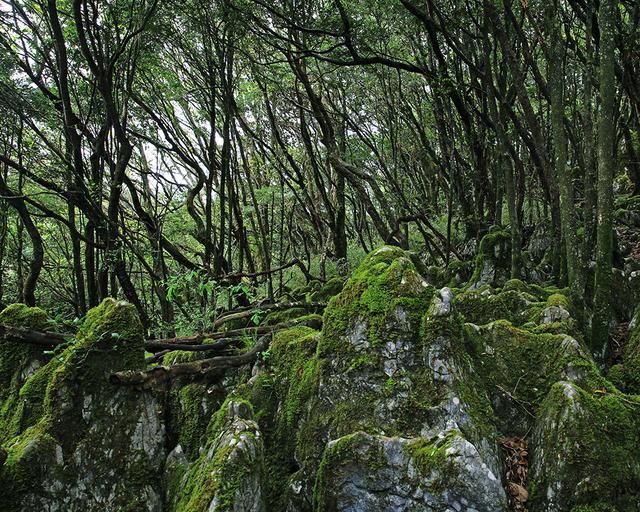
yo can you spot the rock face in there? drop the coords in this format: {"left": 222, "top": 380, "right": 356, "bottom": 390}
{"left": 0, "top": 299, "right": 166, "bottom": 511}
{"left": 1, "top": 247, "right": 639, "bottom": 511}
{"left": 467, "top": 227, "right": 511, "bottom": 290}
{"left": 171, "top": 399, "right": 265, "bottom": 512}
{"left": 315, "top": 431, "right": 504, "bottom": 512}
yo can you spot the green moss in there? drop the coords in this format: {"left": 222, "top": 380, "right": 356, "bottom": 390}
{"left": 263, "top": 309, "right": 323, "bottom": 329}
{"left": 0, "top": 299, "right": 155, "bottom": 510}
{"left": 454, "top": 288, "right": 541, "bottom": 327}
{"left": 570, "top": 505, "right": 619, "bottom": 512}
{"left": 0, "top": 423, "right": 59, "bottom": 509}
{"left": 244, "top": 326, "right": 320, "bottom": 510}
{"left": 530, "top": 382, "right": 640, "bottom": 511}
{"left": 425, "top": 260, "right": 472, "bottom": 289}
{"left": 306, "top": 276, "right": 345, "bottom": 303}
{"left": 420, "top": 312, "right": 498, "bottom": 444}
{"left": 405, "top": 430, "right": 460, "bottom": 492}
{"left": 546, "top": 293, "right": 571, "bottom": 310}
{"left": 612, "top": 307, "right": 640, "bottom": 394}
{"left": 163, "top": 349, "right": 198, "bottom": 365}
{"left": 0, "top": 304, "right": 53, "bottom": 443}
{"left": 606, "top": 364, "right": 626, "bottom": 390}
{"left": 321, "top": 246, "right": 434, "bottom": 353}
{"left": 175, "top": 397, "right": 259, "bottom": 512}
{"left": 44, "top": 299, "right": 144, "bottom": 419}
{"left": 167, "top": 383, "right": 225, "bottom": 460}
{"left": 263, "top": 307, "right": 308, "bottom": 325}
{"left": 0, "top": 303, "right": 50, "bottom": 330}
{"left": 502, "top": 278, "right": 529, "bottom": 293}
{"left": 464, "top": 320, "right": 606, "bottom": 435}
{"left": 466, "top": 227, "right": 511, "bottom": 289}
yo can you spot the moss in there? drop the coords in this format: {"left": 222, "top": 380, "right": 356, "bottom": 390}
{"left": 606, "top": 364, "right": 626, "bottom": 390}
{"left": 546, "top": 293, "right": 571, "bottom": 310}
{"left": 0, "top": 423, "right": 59, "bottom": 509}
{"left": 174, "top": 397, "right": 260, "bottom": 512}
{"left": 570, "top": 505, "right": 620, "bottom": 512}
{"left": 263, "top": 309, "right": 323, "bottom": 329}
{"left": 0, "top": 304, "right": 51, "bottom": 399}
{"left": 263, "top": 307, "right": 308, "bottom": 325}
{"left": 44, "top": 299, "right": 144, "bottom": 420}
{"left": 321, "top": 246, "right": 434, "bottom": 352}
{"left": 167, "top": 383, "right": 226, "bottom": 460}
{"left": 0, "top": 304, "right": 53, "bottom": 444}
{"left": 464, "top": 320, "right": 606, "bottom": 436}
{"left": 0, "top": 299, "right": 157, "bottom": 510}
{"left": 306, "top": 276, "right": 345, "bottom": 303}
{"left": 454, "top": 288, "right": 541, "bottom": 327}
{"left": 421, "top": 312, "right": 498, "bottom": 444}
{"left": 530, "top": 382, "right": 640, "bottom": 511}
{"left": 0, "top": 303, "right": 50, "bottom": 330}
{"left": 425, "top": 260, "right": 472, "bottom": 289}
{"left": 163, "top": 349, "right": 198, "bottom": 365}
{"left": 466, "top": 227, "right": 511, "bottom": 289}
{"left": 614, "top": 193, "right": 640, "bottom": 210}
{"left": 612, "top": 307, "right": 640, "bottom": 394}
{"left": 243, "top": 326, "right": 320, "bottom": 510}
{"left": 502, "top": 278, "right": 529, "bottom": 293}
{"left": 295, "top": 247, "right": 438, "bottom": 450}
{"left": 405, "top": 430, "right": 460, "bottom": 492}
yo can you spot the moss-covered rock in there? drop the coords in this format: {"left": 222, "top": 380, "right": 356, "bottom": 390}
{"left": 424, "top": 259, "right": 473, "bottom": 289}
{"left": 454, "top": 288, "right": 540, "bottom": 326}
{"left": 313, "top": 430, "right": 505, "bottom": 511}
{"left": 467, "top": 227, "right": 511, "bottom": 290}
{"left": 0, "top": 304, "right": 52, "bottom": 442}
{"left": 277, "top": 247, "right": 507, "bottom": 509}
{"left": 172, "top": 398, "right": 265, "bottom": 512}
{"left": 305, "top": 276, "right": 345, "bottom": 303}
{"left": 241, "top": 325, "right": 320, "bottom": 511}
{"left": 608, "top": 306, "right": 640, "bottom": 394}
{"left": 465, "top": 321, "right": 603, "bottom": 435}
{"left": 167, "top": 382, "right": 226, "bottom": 460}
{"left": 0, "top": 299, "right": 166, "bottom": 511}
{"left": 529, "top": 382, "right": 640, "bottom": 511}
{"left": 2, "top": 247, "right": 638, "bottom": 512}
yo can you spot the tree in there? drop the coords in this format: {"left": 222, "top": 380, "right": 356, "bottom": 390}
{"left": 591, "top": 0, "right": 617, "bottom": 358}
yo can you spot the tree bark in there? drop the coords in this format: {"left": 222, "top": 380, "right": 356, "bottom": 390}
{"left": 591, "top": 0, "right": 616, "bottom": 358}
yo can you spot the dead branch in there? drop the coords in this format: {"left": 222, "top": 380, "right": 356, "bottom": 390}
{"left": 0, "top": 324, "right": 67, "bottom": 347}
{"left": 213, "top": 301, "right": 326, "bottom": 329}
{"left": 110, "top": 334, "right": 272, "bottom": 387}
{"left": 0, "top": 310, "right": 322, "bottom": 356}
{"left": 149, "top": 314, "right": 323, "bottom": 347}
{"left": 218, "top": 259, "right": 305, "bottom": 282}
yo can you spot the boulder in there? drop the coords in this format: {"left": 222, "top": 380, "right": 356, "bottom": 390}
{"left": 0, "top": 299, "right": 166, "bottom": 511}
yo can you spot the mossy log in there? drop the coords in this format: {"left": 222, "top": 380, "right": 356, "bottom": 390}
{"left": 0, "top": 309, "right": 322, "bottom": 354}
{"left": 109, "top": 334, "right": 272, "bottom": 387}
{"left": 0, "top": 324, "right": 66, "bottom": 346}
{"left": 212, "top": 301, "right": 326, "bottom": 329}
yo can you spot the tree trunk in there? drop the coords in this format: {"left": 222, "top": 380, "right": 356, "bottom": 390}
{"left": 591, "top": 0, "right": 616, "bottom": 358}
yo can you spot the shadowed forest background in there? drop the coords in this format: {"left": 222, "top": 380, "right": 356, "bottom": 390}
{"left": 0, "top": 0, "right": 638, "bottom": 357}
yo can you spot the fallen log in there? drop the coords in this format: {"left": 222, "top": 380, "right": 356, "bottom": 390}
{"left": 212, "top": 301, "right": 326, "bottom": 329}
{"left": 0, "top": 324, "right": 67, "bottom": 347}
{"left": 0, "top": 306, "right": 323, "bottom": 354}
{"left": 0, "top": 325, "right": 244, "bottom": 354}
{"left": 144, "top": 339, "right": 241, "bottom": 352}
{"left": 148, "top": 314, "right": 323, "bottom": 347}
{"left": 110, "top": 334, "right": 272, "bottom": 387}
{"left": 145, "top": 349, "right": 171, "bottom": 364}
